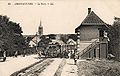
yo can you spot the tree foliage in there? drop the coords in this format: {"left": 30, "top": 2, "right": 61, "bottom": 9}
{"left": 108, "top": 18, "right": 120, "bottom": 60}
{"left": 38, "top": 35, "right": 52, "bottom": 48}
{"left": 47, "top": 34, "right": 56, "bottom": 39}
{"left": 0, "top": 15, "right": 26, "bottom": 55}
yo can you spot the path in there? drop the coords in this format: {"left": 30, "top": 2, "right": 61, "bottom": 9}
{"left": 0, "top": 55, "right": 40, "bottom": 76}
{"left": 61, "top": 59, "right": 78, "bottom": 76}
{"left": 39, "top": 58, "right": 63, "bottom": 76}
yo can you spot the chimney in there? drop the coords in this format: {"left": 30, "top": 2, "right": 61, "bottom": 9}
{"left": 88, "top": 8, "right": 91, "bottom": 14}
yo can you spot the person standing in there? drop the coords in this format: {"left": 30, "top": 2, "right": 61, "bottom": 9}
{"left": 23, "top": 50, "right": 26, "bottom": 57}
{"left": 68, "top": 52, "right": 71, "bottom": 59}
{"left": 73, "top": 53, "right": 77, "bottom": 65}
{"left": 74, "top": 57, "right": 77, "bottom": 65}
{"left": 3, "top": 51, "right": 6, "bottom": 61}
{"left": 14, "top": 51, "right": 18, "bottom": 57}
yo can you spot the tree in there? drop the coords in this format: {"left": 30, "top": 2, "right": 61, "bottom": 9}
{"left": 38, "top": 36, "right": 52, "bottom": 47}
{"left": 0, "top": 15, "right": 26, "bottom": 56}
{"left": 68, "top": 34, "right": 77, "bottom": 41}
{"left": 60, "top": 34, "right": 69, "bottom": 43}
{"left": 48, "top": 34, "right": 56, "bottom": 39}
{"left": 38, "top": 36, "right": 52, "bottom": 55}
{"left": 108, "top": 17, "right": 120, "bottom": 60}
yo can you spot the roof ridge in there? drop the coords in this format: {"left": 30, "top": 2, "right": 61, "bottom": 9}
{"left": 81, "top": 11, "right": 106, "bottom": 25}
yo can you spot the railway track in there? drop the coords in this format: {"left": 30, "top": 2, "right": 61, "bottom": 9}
{"left": 11, "top": 58, "right": 54, "bottom": 76}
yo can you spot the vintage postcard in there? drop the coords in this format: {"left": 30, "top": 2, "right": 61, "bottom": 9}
{"left": 0, "top": 0, "right": 120, "bottom": 76}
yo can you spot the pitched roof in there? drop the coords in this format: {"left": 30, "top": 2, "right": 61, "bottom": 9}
{"left": 67, "top": 38, "right": 76, "bottom": 45}
{"left": 81, "top": 11, "right": 106, "bottom": 25}
{"left": 75, "top": 11, "right": 109, "bottom": 32}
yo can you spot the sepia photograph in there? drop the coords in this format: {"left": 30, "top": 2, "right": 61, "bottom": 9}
{"left": 0, "top": 0, "right": 120, "bottom": 76}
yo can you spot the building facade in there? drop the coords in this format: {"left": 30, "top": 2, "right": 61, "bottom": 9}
{"left": 75, "top": 8, "right": 109, "bottom": 59}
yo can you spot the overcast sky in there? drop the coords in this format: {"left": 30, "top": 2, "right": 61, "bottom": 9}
{"left": 0, "top": 0, "right": 120, "bottom": 35}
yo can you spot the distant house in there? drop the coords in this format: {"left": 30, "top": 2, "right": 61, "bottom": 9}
{"left": 29, "top": 35, "right": 40, "bottom": 47}
{"left": 75, "top": 8, "right": 109, "bottom": 59}
{"left": 67, "top": 38, "right": 76, "bottom": 57}
{"left": 67, "top": 38, "right": 76, "bottom": 45}
{"left": 24, "top": 35, "right": 40, "bottom": 47}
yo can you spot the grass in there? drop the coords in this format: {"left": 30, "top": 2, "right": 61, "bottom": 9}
{"left": 77, "top": 59, "right": 120, "bottom": 76}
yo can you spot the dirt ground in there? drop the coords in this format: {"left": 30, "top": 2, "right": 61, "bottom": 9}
{"left": 77, "top": 59, "right": 120, "bottom": 76}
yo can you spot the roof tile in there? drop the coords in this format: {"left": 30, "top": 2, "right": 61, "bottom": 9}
{"left": 81, "top": 11, "right": 106, "bottom": 25}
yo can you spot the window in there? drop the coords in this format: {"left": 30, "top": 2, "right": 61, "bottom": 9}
{"left": 99, "top": 30, "right": 104, "bottom": 37}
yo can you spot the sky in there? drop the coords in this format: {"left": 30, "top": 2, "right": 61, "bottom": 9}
{"left": 0, "top": 0, "right": 120, "bottom": 35}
